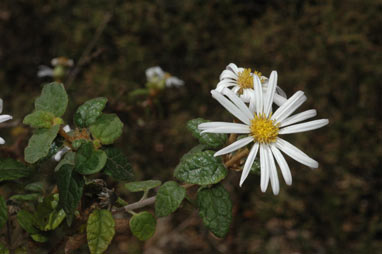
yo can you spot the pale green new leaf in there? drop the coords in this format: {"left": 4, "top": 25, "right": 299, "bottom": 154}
{"left": 89, "top": 113, "right": 123, "bottom": 145}
{"left": 23, "top": 110, "right": 55, "bottom": 128}
{"left": 129, "top": 211, "right": 156, "bottom": 241}
{"left": 87, "top": 209, "right": 115, "bottom": 254}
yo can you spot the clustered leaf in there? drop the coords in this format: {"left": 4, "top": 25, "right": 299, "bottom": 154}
{"left": 34, "top": 82, "right": 68, "bottom": 117}
{"left": 89, "top": 113, "right": 123, "bottom": 145}
{"left": 87, "top": 209, "right": 115, "bottom": 254}
{"left": 75, "top": 142, "right": 107, "bottom": 175}
{"left": 155, "top": 181, "right": 186, "bottom": 217}
{"left": 174, "top": 150, "right": 227, "bottom": 185}
{"left": 56, "top": 164, "right": 84, "bottom": 223}
{"left": 0, "top": 158, "right": 33, "bottom": 182}
{"left": 23, "top": 110, "right": 55, "bottom": 129}
{"left": 74, "top": 97, "right": 108, "bottom": 128}
{"left": 103, "top": 147, "right": 134, "bottom": 181}
{"left": 17, "top": 210, "right": 39, "bottom": 234}
{"left": 125, "top": 180, "right": 161, "bottom": 193}
{"left": 129, "top": 211, "right": 156, "bottom": 241}
{"left": 24, "top": 125, "right": 60, "bottom": 163}
{"left": 187, "top": 118, "right": 227, "bottom": 149}
{"left": 197, "top": 184, "right": 232, "bottom": 238}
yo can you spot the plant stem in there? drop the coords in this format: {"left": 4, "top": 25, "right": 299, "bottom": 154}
{"left": 224, "top": 148, "right": 249, "bottom": 168}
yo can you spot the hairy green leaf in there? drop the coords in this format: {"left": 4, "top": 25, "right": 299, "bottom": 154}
{"left": 129, "top": 211, "right": 156, "bottom": 241}
{"left": 155, "top": 181, "right": 186, "bottom": 217}
{"left": 30, "top": 234, "right": 48, "bottom": 243}
{"left": 24, "top": 182, "right": 44, "bottom": 193}
{"left": 74, "top": 97, "right": 108, "bottom": 127}
{"left": 0, "top": 158, "right": 32, "bottom": 182}
{"left": 174, "top": 150, "right": 227, "bottom": 185}
{"left": 187, "top": 118, "right": 227, "bottom": 149}
{"left": 24, "top": 125, "right": 60, "bottom": 163}
{"left": 17, "top": 210, "right": 39, "bottom": 234}
{"left": 10, "top": 193, "right": 41, "bottom": 202}
{"left": 0, "top": 196, "right": 7, "bottom": 230}
{"left": 34, "top": 194, "right": 66, "bottom": 231}
{"left": 56, "top": 164, "right": 84, "bottom": 223}
{"left": 23, "top": 110, "right": 55, "bottom": 128}
{"left": 197, "top": 184, "right": 232, "bottom": 238}
{"left": 89, "top": 113, "right": 123, "bottom": 145}
{"left": 87, "top": 209, "right": 115, "bottom": 254}
{"left": 125, "top": 180, "right": 161, "bottom": 193}
{"left": 103, "top": 147, "right": 134, "bottom": 181}
{"left": 35, "top": 82, "right": 68, "bottom": 117}
{"left": 75, "top": 142, "right": 107, "bottom": 175}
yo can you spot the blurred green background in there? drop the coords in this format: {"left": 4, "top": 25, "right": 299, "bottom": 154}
{"left": 0, "top": 0, "right": 381, "bottom": 253}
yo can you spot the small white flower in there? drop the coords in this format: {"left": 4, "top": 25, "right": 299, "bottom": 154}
{"left": 199, "top": 71, "right": 328, "bottom": 195}
{"left": 53, "top": 125, "right": 71, "bottom": 161}
{"left": 146, "top": 66, "right": 165, "bottom": 82}
{"left": 0, "top": 98, "right": 13, "bottom": 145}
{"left": 216, "top": 63, "right": 287, "bottom": 107}
{"left": 37, "top": 65, "right": 54, "bottom": 78}
{"left": 166, "top": 76, "right": 184, "bottom": 87}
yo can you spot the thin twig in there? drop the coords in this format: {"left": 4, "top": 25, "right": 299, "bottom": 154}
{"left": 224, "top": 149, "right": 249, "bottom": 168}
{"left": 65, "top": 11, "right": 113, "bottom": 89}
{"left": 113, "top": 196, "right": 156, "bottom": 213}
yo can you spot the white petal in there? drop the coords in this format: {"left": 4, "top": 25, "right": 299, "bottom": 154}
{"left": 0, "top": 115, "right": 12, "bottom": 123}
{"left": 260, "top": 144, "right": 270, "bottom": 192}
{"left": 201, "top": 125, "right": 250, "bottom": 134}
{"left": 215, "top": 136, "right": 253, "bottom": 157}
{"left": 266, "top": 145, "right": 280, "bottom": 195}
{"left": 53, "top": 146, "right": 70, "bottom": 161}
{"left": 226, "top": 63, "right": 239, "bottom": 75}
{"left": 63, "top": 125, "right": 71, "bottom": 133}
{"left": 279, "top": 119, "right": 329, "bottom": 135}
{"left": 253, "top": 75, "right": 263, "bottom": 114}
{"left": 223, "top": 89, "right": 253, "bottom": 121}
{"left": 211, "top": 90, "right": 250, "bottom": 125}
{"left": 270, "top": 145, "right": 292, "bottom": 185}
{"left": 220, "top": 69, "right": 238, "bottom": 80}
{"left": 248, "top": 92, "right": 256, "bottom": 114}
{"left": 198, "top": 122, "right": 248, "bottom": 130}
{"left": 216, "top": 80, "right": 237, "bottom": 92}
{"left": 0, "top": 137, "right": 5, "bottom": 144}
{"left": 276, "top": 86, "right": 287, "bottom": 99}
{"left": 272, "top": 91, "right": 306, "bottom": 123}
{"left": 276, "top": 138, "right": 319, "bottom": 168}
{"left": 239, "top": 143, "right": 259, "bottom": 186}
{"left": 280, "top": 109, "right": 317, "bottom": 127}
{"left": 273, "top": 93, "right": 288, "bottom": 106}
{"left": 263, "top": 71, "right": 277, "bottom": 116}
{"left": 0, "top": 99, "right": 3, "bottom": 113}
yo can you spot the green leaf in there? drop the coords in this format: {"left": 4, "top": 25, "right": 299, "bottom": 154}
{"left": 24, "top": 125, "right": 60, "bottom": 163}
{"left": 17, "top": 210, "right": 39, "bottom": 234}
{"left": 129, "top": 211, "right": 156, "bottom": 241}
{"left": 155, "top": 181, "right": 186, "bottom": 217}
{"left": 125, "top": 180, "right": 161, "bottom": 193}
{"left": 56, "top": 164, "right": 84, "bottom": 222}
{"left": 54, "top": 151, "right": 75, "bottom": 172}
{"left": 34, "top": 194, "right": 66, "bottom": 231}
{"left": 0, "top": 243, "right": 9, "bottom": 254}
{"left": 74, "top": 97, "right": 108, "bottom": 128}
{"left": 75, "top": 142, "right": 107, "bottom": 175}
{"left": 23, "top": 110, "right": 55, "bottom": 128}
{"left": 0, "top": 196, "right": 7, "bottom": 230}
{"left": 87, "top": 209, "right": 115, "bottom": 254}
{"left": 24, "top": 182, "right": 44, "bottom": 193}
{"left": 89, "top": 113, "right": 123, "bottom": 145}
{"left": 197, "top": 184, "right": 232, "bottom": 238}
{"left": 35, "top": 82, "right": 68, "bottom": 117}
{"left": 187, "top": 118, "right": 227, "bottom": 149}
{"left": 180, "top": 144, "right": 206, "bottom": 162}
{"left": 174, "top": 150, "right": 227, "bottom": 185}
{"left": 30, "top": 234, "right": 48, "bottom": 243}
{"left": 103, "top": 148, "right": 134, "bottom": 181}
{"left": 10, "top": 193, "right": 41, "bottom": 202}
{"left": 0, "top": 158, "right": 32, "bottom": 182}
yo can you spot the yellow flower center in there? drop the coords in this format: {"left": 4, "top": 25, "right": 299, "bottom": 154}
{"left": 237, "top": 68, "right": 254, "bottom": 90}
{"left": 250, "top": 113, "right": 279, "bottom": 144}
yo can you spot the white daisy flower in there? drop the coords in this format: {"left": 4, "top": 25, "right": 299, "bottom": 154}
{"left": 146, "top": 66, "right": 184, "bottom": 88}
{"left": 199, "top": 71, "right": 328, "bottom": 195}
{"left": 216, "top": 63, "right": 287, "bottom": 107}
{"left": 0, "top": 98, "right": 13, "bottom": 145}
{"left": 37, "top": 65, "right": 54, "bottom": 78}
{"left": 53, "top": 125, "right": 71, "bottom": 161}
